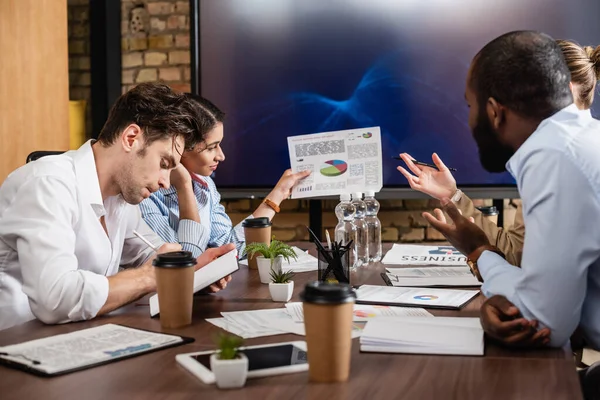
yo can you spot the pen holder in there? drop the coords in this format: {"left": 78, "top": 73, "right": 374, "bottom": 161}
{"left": 317, "top": 249, "right": 350, "bottom": 284}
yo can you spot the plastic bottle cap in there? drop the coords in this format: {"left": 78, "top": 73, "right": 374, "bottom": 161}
{"left": 340, "top": 193, "right": 351, "bottom": 201}
{"left": 364, "top": 190, "right": 375, "bottom": 197}
{"left": 352, "top": 192, "right": 363, "bottom": 200}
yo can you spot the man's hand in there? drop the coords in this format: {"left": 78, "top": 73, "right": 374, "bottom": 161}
{"left": 170, "top": 163, "right": 193, "bottom": 191}
{"left": 268, "top": 169, "right": 311, "bottom": 204}
{"left": 481, "top": 295, "right": 550, "bottom": 347}
{"left": 139, "top": 242, "right": 183, "bottom": 292}
{"left": 196, "top": 243, "right": 235, "bottom": 293}
{"left": 397, "top": 153, "right": 457, "bottom": 200}
{"left": 422, "top": 198, "right": 490, "bottom": 256}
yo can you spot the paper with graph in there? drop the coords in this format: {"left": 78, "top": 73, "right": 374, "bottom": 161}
{"left": 287, "top": 127, "right": 383, "bottom": 199}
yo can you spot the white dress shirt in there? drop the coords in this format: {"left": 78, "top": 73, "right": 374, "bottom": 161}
{"left": 479, "top": 105, "right": 600, "bottom": 349}
{"left": 0, "top": 141, "right": 163, "bottom": 331}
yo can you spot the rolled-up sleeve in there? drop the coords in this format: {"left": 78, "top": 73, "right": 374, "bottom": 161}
{"left": 1, "top": 177, "right": 109, "bottom": 324}
{"left": 479, "top": 150, "right": 600, "bottom": 347}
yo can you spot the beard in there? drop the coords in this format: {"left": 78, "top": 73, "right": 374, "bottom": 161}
{"left": 472, "top": 111, "right": 515, "bottom": 173}
{"left": 117, "top": 151, "right": 146, "bottom": 205}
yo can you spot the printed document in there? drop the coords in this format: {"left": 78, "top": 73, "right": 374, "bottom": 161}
{"left": 355, "top": 285, "right": 479, "bottom": 309}
{"left": 0, "top": 324, "right": 186, "bottom": 375}
{"left": 287, "top": 127, "right": 383, "bottom": 199}
{"left": 284, "top": 302, "right": 433, "bottom": 322}
{"left": 384, "top": 267, "right": 481, "bottom": 287}
{"left": 382, "top": 244, "right": 467, "bottom": 266}
{"left": 360, "top": 317, "right": 484, "bottom": 356}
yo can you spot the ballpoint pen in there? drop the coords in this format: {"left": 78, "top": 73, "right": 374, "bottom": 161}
{"left": 132, "top": 230, "right": 158, "bottom": 252}
{"left": 392, "top": 156, "right": 458, "bottom": 172}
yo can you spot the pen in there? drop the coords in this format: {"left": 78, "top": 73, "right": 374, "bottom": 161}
{"left": 392, "top": 156, "right": 458, "bottom": 172}
{"left": 132, "top": 230, "right": 158, "bottom": 252}
{"left": 325, "top": 230, "right": 332, "bottom": 250}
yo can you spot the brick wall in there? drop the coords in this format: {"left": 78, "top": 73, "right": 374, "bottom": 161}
{"left": 121, "top": 0, "right": 191, "bottom": 94}
{"left": 66, "top": 0, "right": 514, "bottom": 243}
{"left": 67, "top": 0, "right": 92, "bottom": 137}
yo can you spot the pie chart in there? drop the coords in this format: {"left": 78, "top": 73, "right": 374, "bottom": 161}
{"left": 413, "top": 295, "right": 439, "bottom": 301}
{"left": 320, "top": 160, "right": 348, "bottom": 177}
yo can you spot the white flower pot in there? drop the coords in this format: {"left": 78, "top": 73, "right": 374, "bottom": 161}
{"left": 256, "top": 255, "right": 283, "bottom": 284}
{"left": 210, "top": 352, "right": 248, "bottom": 389}
{"left": 268, "top": 281, "right": 294, "bottom": 302}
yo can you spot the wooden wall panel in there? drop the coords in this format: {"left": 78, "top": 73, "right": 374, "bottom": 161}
{"left": 0, "top": 0, "right": 69, "bottom": 182}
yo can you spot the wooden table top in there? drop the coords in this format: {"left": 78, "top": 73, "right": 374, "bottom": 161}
{"left": 0, "top": 243, "right": 582, "bottom": 400}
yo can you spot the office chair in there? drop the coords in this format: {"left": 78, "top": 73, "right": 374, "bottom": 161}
{"left": 580, "top": 361, "right": 600, "bottom": 400}
{"left": 25, "top": 151, "right": 65, "bottom": 163}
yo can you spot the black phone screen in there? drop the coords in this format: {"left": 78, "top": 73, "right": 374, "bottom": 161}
{"left": 192, "top": 344, "right": 307, "bottom": 371}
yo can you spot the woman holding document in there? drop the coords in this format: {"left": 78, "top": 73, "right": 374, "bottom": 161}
{"left": 397, "top": 39, "right": 600, "bottom": 266}
{"left": 140, "top": 94, "right": 310, "bottom": 258}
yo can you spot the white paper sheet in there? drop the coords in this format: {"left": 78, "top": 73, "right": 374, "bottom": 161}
{"left": 381, "top": 244, "right": 467, "bottom": 266}
{"left": 355, "top": 285, "right": 479, "bottom": 309}
{"left": 284, "top": 302, "right": 433, "bottom": 322}
{"left": 287, "top": 127, "right": 383, "bottom": 199}
{"left": 384, "top": 267, "right": 481, "bottom": 287}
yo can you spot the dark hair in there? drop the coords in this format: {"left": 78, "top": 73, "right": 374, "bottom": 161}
{"left": 183, "top": 93, "right": 225, "bottom": 146}
{"left": 556, "top": 39, "right": 600, "bottom": 109}
{"left": 97, "top": 83, "right": 203, "bottom": 151}
{"left": 470, "top": 31, "right": 573, "bottom": 120}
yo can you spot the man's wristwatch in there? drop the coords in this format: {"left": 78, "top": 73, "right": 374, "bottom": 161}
{"left": 466, "top": 245, "right": 506, "bottom": 282}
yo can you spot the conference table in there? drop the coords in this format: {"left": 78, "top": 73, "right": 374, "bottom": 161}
{"left": 0, "top": 243, "right": 582, "bottom": 400}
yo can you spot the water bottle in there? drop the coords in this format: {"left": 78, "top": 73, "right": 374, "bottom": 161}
{"left": 334, "top": 193, "right": 357, "bottom": 267}
{"left": 363, "top": 190, "right": 382, "bottom": 262}
{"left": 351, "top": 192, "right": 369, "bottom": 267}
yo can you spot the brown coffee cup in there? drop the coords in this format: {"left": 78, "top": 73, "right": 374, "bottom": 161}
{"left": 301, "top": 281, "right": 356, "bottom": 382}
{"left": 153, "top": 251, "right": 196, "bottom": 329}
{"left": 242, "top": 217, "right": 272, "bottom": 269}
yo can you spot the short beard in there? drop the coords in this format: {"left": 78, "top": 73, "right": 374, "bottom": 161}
{"left": 472, "top": 111, "right": 514, "bottom": 173}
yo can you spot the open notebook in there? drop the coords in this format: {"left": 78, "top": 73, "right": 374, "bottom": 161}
{"left": 149, "top": 249, "right": 239, "bottom": 317}
{"left": 360, "top": 317, "right": 484, "bottom": 356}
{"left": 0, "top": 324, "right": 193, "bottom": 376}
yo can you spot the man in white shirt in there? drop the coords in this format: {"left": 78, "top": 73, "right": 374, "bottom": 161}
{"left": 422, "top": 31, "right": 600, "bottom": 349}
{"left": 0, "top": 83, "right": 232, "bottom": 331}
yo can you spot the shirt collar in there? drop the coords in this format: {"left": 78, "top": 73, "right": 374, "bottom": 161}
{"left": 506, "top": 104, "right": 580, "bottom": 178}
{"left": 71, "top": 140, "right": 105, "bottom": 217}
{"left": 191, "top": 173, "right": 209, "bottom": 188}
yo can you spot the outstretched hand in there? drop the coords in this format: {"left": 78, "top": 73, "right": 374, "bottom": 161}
{"left": 422, "top": 198, "right": 489, "bottom": 256}
{"left": 397, "top": 152, "right": 458, "bottom": 200}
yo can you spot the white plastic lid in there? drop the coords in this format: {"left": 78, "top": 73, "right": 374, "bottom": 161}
{"left": 340, "top": 193, "right": 351, "bottom": 201}
{"left": 364, "top": 190, "right": 375, "bottom": 197}
{"left": 352, "top": 192, "right": 363, "bottom": 200}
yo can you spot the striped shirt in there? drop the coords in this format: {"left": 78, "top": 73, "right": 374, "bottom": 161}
{"left": 139, "top": 175, "right": 250, "bottom": 258}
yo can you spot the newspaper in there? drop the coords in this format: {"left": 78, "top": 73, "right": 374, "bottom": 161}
{"left": 0, "top": 324, "right": 184, "bottom": 375}
{"left": 287, "top": 126, "right": 383, "bottom": 199}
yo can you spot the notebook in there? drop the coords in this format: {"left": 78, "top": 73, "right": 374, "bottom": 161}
{"left": 149, "top": 248, "right": 239, "bottom": 317}
{"left": 355, "top": 285, "right": 479, "bottom": 310}
{"left": 382, "top": 267, "right": 481, "bottom": 287}
{"left": 360, "top": 317, "right": 484, "bottom": 356}
{"left": 0, "top": 324, "right": 193, "bottom": 376}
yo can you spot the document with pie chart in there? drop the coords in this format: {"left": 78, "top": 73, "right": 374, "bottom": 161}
{"left": 287, "top": 126, "right": 383, "bottom": 198}
{"left": 354, "top": 285, "right": 480, "bottom": 310}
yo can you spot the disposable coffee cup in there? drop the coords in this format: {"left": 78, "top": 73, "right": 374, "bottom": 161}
{"left": 242, "top": 217, "right": 272, "bottom": 270}
{"left": 300, "top": 281, "right": 356, "bottom": 382}
{"left": 476, "top": 206, "right": 499, "bottom": 225}
{"left": 153, "top": 251, "right": 196, "bottom": 329}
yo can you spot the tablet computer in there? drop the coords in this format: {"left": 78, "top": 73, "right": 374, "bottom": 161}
{"left": 176, "top": 341, "right": 308, "bottom": 384}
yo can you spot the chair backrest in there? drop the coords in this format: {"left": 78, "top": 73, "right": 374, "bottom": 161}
{"left": 26, "top": 151, "right": 65, "bottom": 163}
{"left": 580, "top": 361, "right": 600, "bottom": 400}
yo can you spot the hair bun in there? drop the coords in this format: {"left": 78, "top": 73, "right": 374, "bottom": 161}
{"left": 585, "top": 45, "right": 600, "bottom": 79}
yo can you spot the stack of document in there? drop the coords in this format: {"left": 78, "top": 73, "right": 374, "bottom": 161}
{"left": 206, "top": 303, "right": 433, "bottom": 339}
{"left": 239, "top": 246, "right": 318, "bottom": 273}
{"left": 360, "top": 317, "right": 484, "bottom": 356}
{"left": 384, "top": 267, "right": 481, "bottom": 287}
{"left": 382, "top": 244, "right": 467, "bottom": 266}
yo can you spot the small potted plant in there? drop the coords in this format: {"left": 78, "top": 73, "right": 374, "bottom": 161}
{"left": 268, "top": 269, "right": 295, "bottom": 302}
{"left": 210, "top": 333, "right": 248, "bottom": 389}
{"left": 244, "top": 237, "right": 298, "bottom": 284}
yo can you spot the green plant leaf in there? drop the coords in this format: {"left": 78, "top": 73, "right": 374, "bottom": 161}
{"left": 270, "top": 268, "right": 296, "bottom": 283}
{"left": 214, "top": 332, "right": 244, "bottom": 360}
